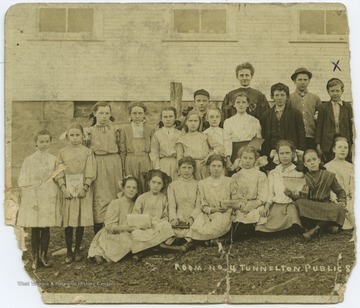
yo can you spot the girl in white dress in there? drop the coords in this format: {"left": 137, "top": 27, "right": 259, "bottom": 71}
{"left": 230, "top": 146, "right": 268, "bottom": 241}
{"left": 186, "top": 155, "right": 232, "bottom": 242}
{"left": 161, "top": 156, "right": 201, "bottom": 251}
{"left": 203, "top": 106, "right": 224, "bottom": 155}
{"left": 257, "top": 140, "right": 303, "bottom": 233}
{"left": 16, "top": 129, "right": 61, "bottom": 269}
{"left": 223, "top": 93, "right": 262, "bottom": 169}
{"left": 131, "top": 170, "right": 175, "bottom": 260}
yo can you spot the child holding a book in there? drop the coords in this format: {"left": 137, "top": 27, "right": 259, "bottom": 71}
{"left": 55, "top": 123, "right": 96, "bottom": 263}
{"left": 130, "top": 170, "right": 174, "bottom": 260}
{"left": 257, "top": 140, "right": 303, "bottom": 233}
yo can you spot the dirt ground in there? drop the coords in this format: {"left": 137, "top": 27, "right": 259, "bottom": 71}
{"left": 19, "top": 226, "right": 355, "bottom": 297}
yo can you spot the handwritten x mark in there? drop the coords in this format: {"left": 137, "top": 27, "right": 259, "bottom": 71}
{"left": 331, "top": 60, "right": 341, "bottom": 72}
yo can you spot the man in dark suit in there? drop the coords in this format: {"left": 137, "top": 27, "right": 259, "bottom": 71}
{"left": 221, "top": 62, "right": 269, "bottom": 124}
{"left": 260, "top": 83, "right": 306, "bottom": 170}
{"left": 315, "top": 78, "right": 353, "bottom": 162}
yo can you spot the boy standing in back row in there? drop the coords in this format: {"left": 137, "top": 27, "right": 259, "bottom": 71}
{"left": 289, "top": 67, "right": 322, "bottom": 150}
{"left": 315, "top": 78, "right": 353, "bottom": 162}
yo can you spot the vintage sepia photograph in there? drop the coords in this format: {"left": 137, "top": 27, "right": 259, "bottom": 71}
{"left": 2, "top": 0, "right": 359, "bottom": 305}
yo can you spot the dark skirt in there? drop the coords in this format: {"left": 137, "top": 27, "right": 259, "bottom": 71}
{"left": 294, "top": 199, "right": 345, "bottom": 226}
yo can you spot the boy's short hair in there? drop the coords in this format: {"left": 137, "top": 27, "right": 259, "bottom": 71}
{"left": 235, "top": 62, "right": 255, "bottom": 77}
{"left": 34, "top": 129, "right": 52, "bottom": 142}
{"left": 193, "top": 89, "right": 210, "bottom": 99}
{"left": 270, "top": 83, "right": 290, "bottom": 98}
{"left": 326, "top": 78, "right": 344, "bottom": 91}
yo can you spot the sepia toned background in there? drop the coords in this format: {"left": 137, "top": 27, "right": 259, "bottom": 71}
{"left": 5, "top": 2, "right": 352, "bottom": 187}
{"left": 2, "top": 0, "right": 360, "bottom": 307}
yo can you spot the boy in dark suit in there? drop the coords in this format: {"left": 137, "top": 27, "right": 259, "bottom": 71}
{"left": 260, "top": 83, "right": 306, "bottom": 170}
{"left": 315, "top": 78, "right": 353, "bottom": 162}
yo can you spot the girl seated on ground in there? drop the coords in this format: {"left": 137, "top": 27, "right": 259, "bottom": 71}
{"left": 230, "top": 146, "right": 268, "bottom": 241}
{"left": 88, "top": 176, "right": 139, "bottom": 264}
{"left": 131, "top": 169, "right": 175, "bottom": 260}
{"left": 257, "top": 140, "right": 302, "bottom": 233}
{"left": 290, "top": 149, "right": 347, "bottom": 241}
{"left": 161, "top": 156, "right": 201, "bottom": 252}
{"left": 186, "top": 154, "right": 232, "bottom": 244}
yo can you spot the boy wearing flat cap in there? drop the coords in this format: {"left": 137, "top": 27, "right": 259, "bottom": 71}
{"left": 289, "top": 67, "right": 321, "bottom": 150}
{"left": 221, "top": 62, "right": 269, "bottom": 124}
{"left": 179, "top": 89, "right": 211, "bottom": 132}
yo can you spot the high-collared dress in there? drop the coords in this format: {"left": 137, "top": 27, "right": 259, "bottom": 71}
{"left": 230, "top": 168, "right": 268, "bottom": 224}
{"left": 167, "top": 177, "right": 201, "bottom": 238}
{"left": 120, "top": 123, "right": 154, "bottom": 193}
{"left": 85, "top": 124, "right": 123, "bottom": 224}
{"left": 55, "top": 144, "right": 96, "bottom": 227}
{"left": 256, "top": 164, "right": 302, "bottom": 232}
{"left": 130, "top": 192, "right": 174, "bottom": 253}
{"left": 223, "top": 113, "right": 262, "bottom": 162}
{"left": 186, "top": 176, "right": 232, "bottom": 241}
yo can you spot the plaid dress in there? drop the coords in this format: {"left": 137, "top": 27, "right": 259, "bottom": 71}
{"left": 295, "top": 170, "right": 346, "bottom": 225}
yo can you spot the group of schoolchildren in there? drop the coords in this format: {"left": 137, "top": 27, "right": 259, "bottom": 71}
{"left": 16, "top": 62, "right": 355, "bottom": 270}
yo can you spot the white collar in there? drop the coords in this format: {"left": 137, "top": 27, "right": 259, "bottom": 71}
{"left": 331, "top": 100, "right": 343, "bottom": 106}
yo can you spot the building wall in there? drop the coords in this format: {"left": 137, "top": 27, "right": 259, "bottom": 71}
{"left": 6, "top": 3, "right": 351, "bottom": 102}
{"left": 6, "top": 3, "right": 352, "bottom": 186}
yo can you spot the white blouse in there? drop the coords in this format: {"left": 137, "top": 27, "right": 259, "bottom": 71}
{"left": 223, "top": 113, "right": 262, "bottom": 157}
